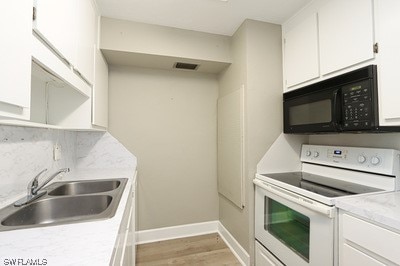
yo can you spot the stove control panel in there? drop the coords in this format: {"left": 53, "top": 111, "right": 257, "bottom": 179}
{"left": 301, "top": 144, "right": 400, "bottom": 176}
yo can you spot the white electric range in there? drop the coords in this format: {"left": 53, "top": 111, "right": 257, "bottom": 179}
{"left": 254, "top": 144, "right": 400, "bottom": 266}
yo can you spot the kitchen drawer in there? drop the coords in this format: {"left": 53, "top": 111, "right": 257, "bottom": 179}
{"left": 342, "top": 243, "right": 385, "bottom": 266}
{"left": 342, "top": 214, "right": 400, "bottom": 264}
{"left": 255, "top": 241, "right": 284, "bottom": 266}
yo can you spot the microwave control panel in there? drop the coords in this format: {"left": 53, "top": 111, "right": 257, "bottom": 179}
{"left": 341, "top": 80, "right": 373, "bottom": 130}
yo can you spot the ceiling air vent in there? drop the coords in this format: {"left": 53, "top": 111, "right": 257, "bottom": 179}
{"left": 174, "top": 62, "right": 199, "bottom": 71}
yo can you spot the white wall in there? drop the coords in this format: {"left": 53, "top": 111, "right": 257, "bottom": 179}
{"left": 108, "top": 66, "right": 219, "bottom": 230}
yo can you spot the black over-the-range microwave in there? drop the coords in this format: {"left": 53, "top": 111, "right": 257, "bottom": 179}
{"left": 284, "top": 65, "right": 400, "bottom": 134}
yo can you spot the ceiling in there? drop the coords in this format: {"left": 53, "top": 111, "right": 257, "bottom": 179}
{"left": 95, "top": 0, "right": 311, "bottom": 36}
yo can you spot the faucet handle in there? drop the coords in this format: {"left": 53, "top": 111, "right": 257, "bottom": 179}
{"left": 28, "top": 168, "right": 48, "bottom": 194}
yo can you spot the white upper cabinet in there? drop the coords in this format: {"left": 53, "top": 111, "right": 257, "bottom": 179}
{"left": 33, "top": 0, "right": 77, "bottom": 67}
{"left": 284, "top": 13, "right": 319, "bottom": 88}
{"left": 33, "top": 0, "right": 96, "bottom": 85}
{"left": 92, "top": 49, "right": 109, "bottom": 128}
{"left": 0, "top": 1, "right": 32, "bottom": 117}
{"left": 282, "top": 0, "right": 376, "bottom": 92}
{"left": 319, "top": 0, "right": 375, "bottom": 75}
{"left": 375, "top": 0, "right": 400, "bottom": 125}
{"left": 74, "top": 0, "right": 96, "bottom": 84}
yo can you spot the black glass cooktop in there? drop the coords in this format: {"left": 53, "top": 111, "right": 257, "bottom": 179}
{"left": 260, "top": 172, "right": 382, "bottom": 198}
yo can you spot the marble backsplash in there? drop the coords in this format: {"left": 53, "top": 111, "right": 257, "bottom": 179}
{"left": 0, "top": 125, "right": 136, "bottom": 206}
{"left": 0, "top": 125, "right": 76, "bottom": 205}
{"left": 0, "top": 125, "right": 137, "bottom": 207}
{"left": 76, "top": 131, "right": 137, "bottom": 169}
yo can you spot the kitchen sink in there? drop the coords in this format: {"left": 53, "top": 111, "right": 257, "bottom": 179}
{"left": 2, "top": 195, "right": 112, "bottom": 226}
{"left": 0, "top": 178, "right": 127, "bottom": 231}
{"left": 48, "top": 180, "right": 121, "bottom": 196}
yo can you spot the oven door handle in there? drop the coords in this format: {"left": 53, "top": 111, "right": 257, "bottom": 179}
{"left": 254, "top": 179, "right": 336, "bottom": 218}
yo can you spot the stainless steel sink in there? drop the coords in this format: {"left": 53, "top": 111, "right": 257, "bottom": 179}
{"left": 2, "top": 195, "right": 112, "bottom": 226}
{"left": 0, "top": 178, "right": 127, "bottom": 231}
{"left": 48, "top": 180, "right": 121, "bottom": 196}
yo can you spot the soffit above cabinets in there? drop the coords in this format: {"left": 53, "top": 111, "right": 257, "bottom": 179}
{"left": 95, "top": 0, "right": 312, "bottom": 36}
{"left": 102, "top": 49, "right": 231, "bottom": 74}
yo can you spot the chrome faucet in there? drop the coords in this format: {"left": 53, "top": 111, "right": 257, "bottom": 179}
{"left": 14, "top": 168, "right": 70, "bottom": 207}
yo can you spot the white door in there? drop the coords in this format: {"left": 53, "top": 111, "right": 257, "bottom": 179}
{"left": 319, "top": 0, "right": 375, "bottom": 75}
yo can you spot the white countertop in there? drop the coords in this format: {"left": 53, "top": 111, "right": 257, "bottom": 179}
{"left": 0, "top": 167, "right": 136, "bottom": 266}
{"left": 336, "top": 191, "right": 400, "bottom": 232}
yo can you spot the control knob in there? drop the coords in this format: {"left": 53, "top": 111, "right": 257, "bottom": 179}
{"left": 306, "top": 151, "right": 311, "bottom": 157}
{"left": 357, "top": 155, "right": 366, "bottom": 164}
{"left": 313, "top": 151, "right": 319, "bottom": 158}
{"left": 371, "top": 156, "right": 381, "bottom": 165}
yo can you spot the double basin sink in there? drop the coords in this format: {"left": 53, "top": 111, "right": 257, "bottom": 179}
{"left": 0, "top": 178, "right": 127, "bottom": 231}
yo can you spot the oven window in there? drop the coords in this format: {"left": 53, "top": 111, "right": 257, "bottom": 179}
{"left": 289, "top": 99, "right": 331, "bottom": 126}
{"left": 265, "top": 197, "right": 310, "bottom": 261}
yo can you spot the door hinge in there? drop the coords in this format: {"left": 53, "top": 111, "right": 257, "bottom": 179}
{"left": 373, "top": 43, "right": 379, "bottom": 54}
{"left": 33, "top": 7, "right": 36, "bottom": 21}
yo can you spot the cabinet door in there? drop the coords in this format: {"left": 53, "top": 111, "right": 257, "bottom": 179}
{"left": 342, "top": 244, "right": 385, "bottom": 266}
{"left": 284, "top": 13, "right": 319, "bottom": 89}
{"left": 33, "top": 0, "right": 77, "bottom": 66}
{"left": 75, "top": 0, "right": 96, "bottom": 84}
{"left": 0, "top": 1, "right": 31, "bottom": 109}
{"left": 92, "top": 49, "right": 109, "bottom": 128}
{"left": 319, "top": 0, "right": 375, "bottom": 75}
{"left": 375, "top": 0, "right": 400, "bottom": 124}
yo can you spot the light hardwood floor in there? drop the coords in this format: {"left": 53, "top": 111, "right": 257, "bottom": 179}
{"left": 136, "top": 233, "right": 242, "bottom": 265}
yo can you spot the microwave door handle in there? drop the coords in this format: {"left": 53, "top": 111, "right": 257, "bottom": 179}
{"left": 332, "top": 89, "right": 341, "bottom": 130}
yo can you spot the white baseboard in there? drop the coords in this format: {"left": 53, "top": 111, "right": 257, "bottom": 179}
{"left": 218, "top": 222, "right": 250, "bottom": 266}
{"left": 136, "top": 221, "right": 250, "bottom": 266}
{"left": 136, "top": 221, "right": 219, "bottom": 244}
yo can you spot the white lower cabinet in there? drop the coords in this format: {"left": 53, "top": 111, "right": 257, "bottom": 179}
{"left": 342, "top": 243, "right": 385, "bottom": 266}
{"left": 255, "top": 241, "right": 284, "bottom": 266}
{"left": 339, "top": 211, "right": 400, "bottom": 265}
{"left": 111, "top": 175, "right": 136, "bottom": 265}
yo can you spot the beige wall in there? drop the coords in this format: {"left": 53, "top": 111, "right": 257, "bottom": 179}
{"left": 108, "top": 66, "right": 219, "bottom": 230}
{"left": 218, "top": 22, "right": 250, "bottom": 251}
{"left": 245, "top": 20, "right": 283, "bottom": 260}
{"left": 218, "top": 20, "right": 283, "bottom": 258}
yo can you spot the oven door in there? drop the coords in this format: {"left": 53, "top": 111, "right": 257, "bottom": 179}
{"left": 283, "top": 87, "right": 341, "bottom": 133}
{"left": 254, "top": 179, "right": 336, "bottom": 266}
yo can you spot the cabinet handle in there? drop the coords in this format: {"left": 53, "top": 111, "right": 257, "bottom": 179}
{"left": 373, "top": 43, "right": 379, "bottom": 54}
{"left": 33, "top": 7, "right": 36, "bottom": 21}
